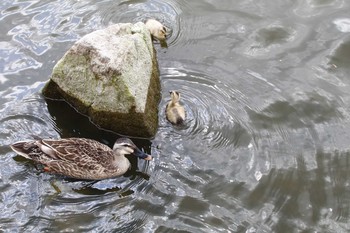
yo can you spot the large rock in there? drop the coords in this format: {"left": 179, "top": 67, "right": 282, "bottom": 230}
{"left": 42, "top": 22, "right": 161, "bottom": 138}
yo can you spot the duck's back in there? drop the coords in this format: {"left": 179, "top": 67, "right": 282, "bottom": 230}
{"left": 11, "top": 138, "right": 129, "bottom": 180}
{"left": 166, "top": 104, "right": 185, "bottom": 124}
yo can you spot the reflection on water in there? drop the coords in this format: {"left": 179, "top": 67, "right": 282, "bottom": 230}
{"left": 1, "top": 0, "right": 350, "bottom": 232}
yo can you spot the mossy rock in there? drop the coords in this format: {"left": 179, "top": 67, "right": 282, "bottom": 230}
{"left": 42, "top": 23, "right": 161, "bottom": 138}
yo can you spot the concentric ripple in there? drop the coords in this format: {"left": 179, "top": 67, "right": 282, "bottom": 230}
{"left": 158, "top": 68, "right": 252, "bottom": 149}
{"left": 98, "top": 0, "right": 181, "bottom": 44}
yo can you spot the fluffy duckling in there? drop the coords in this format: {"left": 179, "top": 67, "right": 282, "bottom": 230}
{"left": 166, "top": 91, "right": 186, "bottom": 125}
{"left": 145, "top": 19, "right": 167, "bottom": 41}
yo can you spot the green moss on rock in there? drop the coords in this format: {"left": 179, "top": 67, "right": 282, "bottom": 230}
{"left": 42, "top": 22, "right": 161, "bottom": 138}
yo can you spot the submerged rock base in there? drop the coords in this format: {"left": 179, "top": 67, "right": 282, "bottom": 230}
{"left": 42, "top": 22, "right": 161, "bottom": 138}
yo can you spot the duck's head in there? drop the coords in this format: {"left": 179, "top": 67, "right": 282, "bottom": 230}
{"left": 155, "top": 27, "right": 167, "bottom": 40}
{"left": 170, "top": 91, "right": 181, "bottom": 103}
{"left": 145, "top": 19, "right": 168, "bottom": 40}
{"left": 113, "top": 138, "right": 152, "bottom": 160}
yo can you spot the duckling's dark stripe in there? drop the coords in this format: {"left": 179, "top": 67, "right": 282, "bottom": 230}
{"left": 172, "top": 108, "right": 184, "bottom": 124}
{"left": 176, "top": 117, "right": 184, "bottom": 124}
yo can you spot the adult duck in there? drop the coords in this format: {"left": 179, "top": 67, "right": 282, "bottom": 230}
{"left": 10, "top": 137, "right": 152, "bottom": 180}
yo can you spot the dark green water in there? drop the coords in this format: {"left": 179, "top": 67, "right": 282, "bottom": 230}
{"left": 1, "top": 0, "right": 350, "bottom": 232}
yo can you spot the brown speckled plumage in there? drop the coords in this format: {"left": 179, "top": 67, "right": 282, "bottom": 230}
{"left": 10, "top": 137, "right": 152, "bottom": 180}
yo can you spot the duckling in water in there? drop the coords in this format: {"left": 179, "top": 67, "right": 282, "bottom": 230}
{"left": 166, "top": 91, "right": 186, "bottom": 125}
{"left": 145, "top": 19, "right": 168, "bottom": 41}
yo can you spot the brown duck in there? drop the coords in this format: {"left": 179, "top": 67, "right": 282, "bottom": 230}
{"left": 10, "top": 137, "right": 152, "bottom": 180}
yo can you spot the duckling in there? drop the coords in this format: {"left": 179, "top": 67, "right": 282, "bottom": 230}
{"left": 166, "top": 91, "right": 186, "bottom": 125}
{"left": 10, "top": 137, "right": 152, "bottom": 180}
{"left": 145, "top": 19, "right": 168, "bottom": 41}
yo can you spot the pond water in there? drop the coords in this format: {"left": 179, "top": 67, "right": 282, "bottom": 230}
{"left": 1, "top": 0, "right": 350, "bottom": 232}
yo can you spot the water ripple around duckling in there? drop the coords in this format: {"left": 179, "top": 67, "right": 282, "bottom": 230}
{"left": 159, "top": 68, "right": 251, "bottom": 146}
{"left": 154, "top": 67, "right": 260, "bottom": 189}
{"left": 98, "top": 0, "right": 180, "bottom": 45}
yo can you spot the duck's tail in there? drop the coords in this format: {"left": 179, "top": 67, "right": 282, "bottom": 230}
{"left": 10, "top": 141, "right": 37, "bottom": 160}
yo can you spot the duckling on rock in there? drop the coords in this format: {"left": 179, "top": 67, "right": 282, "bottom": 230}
{"left": 166, "top": 91, "right": 186, "bottom": 125}
{"left": 145, "top": 19, "right": 168, "bottom": 41}
{"left": 10, "top": 137, "right": 152, "bottom": 180}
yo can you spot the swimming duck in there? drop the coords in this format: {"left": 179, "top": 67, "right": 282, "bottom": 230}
{"left": 10, "top": 137, "right": 152, "bottom": 180}
{"left": 166, "top": 91, "right": 186, "bottom": 125}
{"left": 145, "top": 19, "right": 168, "bottom": 41}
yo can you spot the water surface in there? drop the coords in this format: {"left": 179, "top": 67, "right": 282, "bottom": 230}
{"left": 1, "top": 0, "right": 350, "bottom": 232}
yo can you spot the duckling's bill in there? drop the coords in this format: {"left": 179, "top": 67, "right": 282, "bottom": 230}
{"left": 134, "top": 147, "right": 152, "bottom": 160}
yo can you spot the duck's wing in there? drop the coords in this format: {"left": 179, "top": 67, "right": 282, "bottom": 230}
{"left": 36, "top": 138, "right": 119, "bottom": 179}
{"left": 11, "top": 138, "right": 121, "bottom": 179}
{"left": 43, "top": 158, "right": 115, "bottom": 180}
{"left": 40, "top": 138, "right": 113, "bottom": 162}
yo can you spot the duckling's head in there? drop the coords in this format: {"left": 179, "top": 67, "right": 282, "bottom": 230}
{"left": 170, "top": 91, "right": 181, "bottom": 103}
{"left": 145, "top": 19, "right": 167, "bottom": 40}
{"left": 113, "top": 138, "right": 152, "bottom": 160}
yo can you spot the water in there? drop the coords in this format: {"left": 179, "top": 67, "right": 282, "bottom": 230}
{"left": 1, "top": 0, "right": 350, "bottom": 232}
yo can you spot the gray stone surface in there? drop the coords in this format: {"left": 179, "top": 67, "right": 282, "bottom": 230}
{"left": 42, "top": 22, "right": 161, "bottom": 138}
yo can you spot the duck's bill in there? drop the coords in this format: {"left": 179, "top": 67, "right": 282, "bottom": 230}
{"left": 134, "top": 147, "right": 153, "bottom": 161}
{"left": 143, "top": 155, "right": 153, "bottom": 160}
